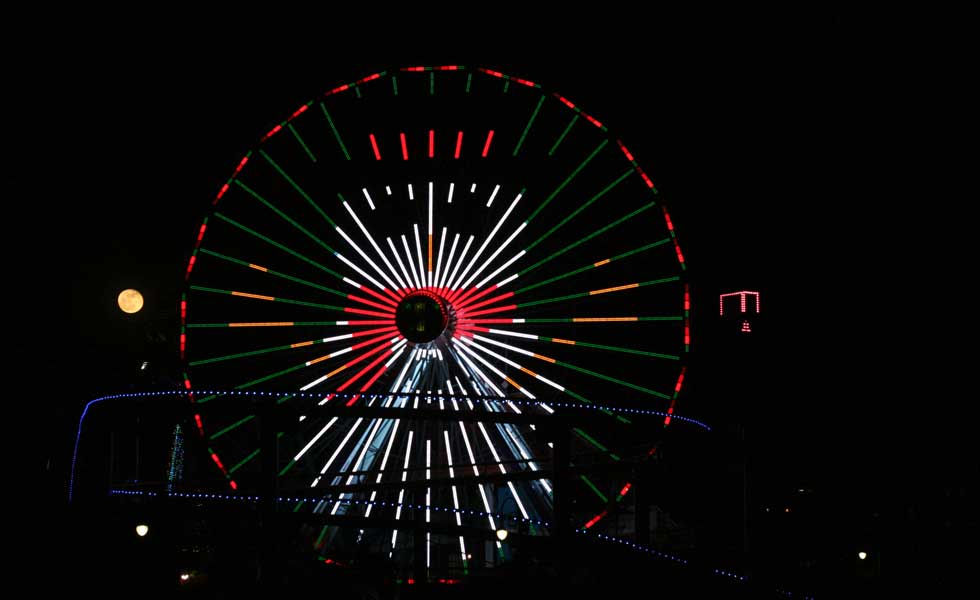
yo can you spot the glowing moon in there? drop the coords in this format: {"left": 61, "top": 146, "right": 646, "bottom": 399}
{"left": 117, "top": 289, "right": 144, "bottom": 314}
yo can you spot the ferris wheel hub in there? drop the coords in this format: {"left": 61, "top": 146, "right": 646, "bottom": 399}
{"left": 395, "top": 290, "right": 453, "bottom": 344}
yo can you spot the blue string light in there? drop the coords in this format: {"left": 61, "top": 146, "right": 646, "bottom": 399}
{"left": 71, "top": 388, "right": 710, "bottom": 431}
{"left": 71, "top": 387, "right": 711, "bottom": 502}
{"left": 109, "top": 488, "right": 550, "bottom": 526}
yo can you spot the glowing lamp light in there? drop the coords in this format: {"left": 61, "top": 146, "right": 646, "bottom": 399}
{"left": 496, "top": 529, "right": 509, "bottom": 542}
{"left": 117, "top": 288, "right": 144, "bottom": 314}
{"left": 179, "top": 573, "right": 190, "bottom": 582}
{"left": 135, "top": 524, "right": 149, "bottom": 537}
{"left": 858, "top": 551, "right": 868, "bottom": 560}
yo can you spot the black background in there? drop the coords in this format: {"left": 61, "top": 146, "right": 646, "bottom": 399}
{"left": 10, "top": 16, "right": 971, "bottom": 593}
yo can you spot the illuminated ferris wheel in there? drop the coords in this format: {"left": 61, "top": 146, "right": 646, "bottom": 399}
{"left": 180, "top": 65, "right": 690, "bottom": 570}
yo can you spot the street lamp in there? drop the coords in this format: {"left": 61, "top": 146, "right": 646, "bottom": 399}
{"left": 496, "top": 528, "right": 509, "bottom": 542}
{"left": 135, "top": 524, "right": 149, "bottom": 537}
{"left": 858, "top": 551, "right": 868, "bottom": 560}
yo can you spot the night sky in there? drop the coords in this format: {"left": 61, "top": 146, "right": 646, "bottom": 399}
{"left": 12, "top": 19, "right": 970, "bottom": 591}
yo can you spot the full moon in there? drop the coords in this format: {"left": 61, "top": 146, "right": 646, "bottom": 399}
{"left": 117, "top": 288, "right": 144, "bottom": 314}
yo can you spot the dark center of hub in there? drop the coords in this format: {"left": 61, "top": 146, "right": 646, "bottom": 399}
{"left": 396, "top": 291, "right": 449, "bottom": 344}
